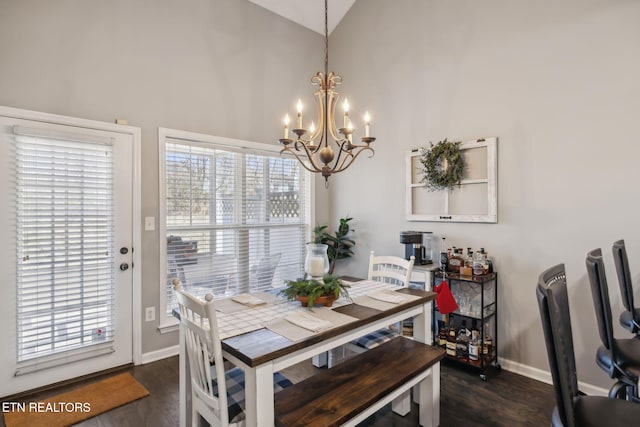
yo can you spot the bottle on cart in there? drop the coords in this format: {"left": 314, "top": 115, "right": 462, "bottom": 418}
{"left": 466, "top": 248, "right": 474, "bottom": 267}
{"left": 473, "top": 250, "right": 485, "bottom": 276}
{"left": 469, "top": 330, "right": 480, "bottom": 364}
{"left": 438, "top": 319, "right": 448, "bottom": 348}
{"left": 446, "top": 323, "right": 457, "bottom": 357}
{"left": 482, "top": 322, "right": 493, "bottom": 363}
{"left": 448, "top": 248, "right": 464, "bottom": 273}
{"left": 480, "top": 248, "right": 494, "bottom": 274}
{"left": 459, "top": 248, "right": 473, "bottom": 276}
{"left": 456, "top": 320, "right": 470, "bottom": 361}
{"left": 439, "top": 238, "right": 448, "bottom": 272}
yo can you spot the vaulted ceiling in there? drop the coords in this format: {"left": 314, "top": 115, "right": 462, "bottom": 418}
{"left": 248, "top": 0, "right": 356, "bottom": 35}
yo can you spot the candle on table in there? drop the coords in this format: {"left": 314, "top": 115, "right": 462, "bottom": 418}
{"left": 309, "top": 257, "right": 325, "bottom": 277}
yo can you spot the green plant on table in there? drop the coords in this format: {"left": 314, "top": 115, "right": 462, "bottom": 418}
{"left": 279, "top": 275, "right": 350, "bottom": 309}
{"left": 313, "top": 216, "right": 355, "bottom": 274}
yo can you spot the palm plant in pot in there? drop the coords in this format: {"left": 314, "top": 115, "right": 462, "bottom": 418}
{"left": 280, "top": 275, "right": 350, "bottom": 309}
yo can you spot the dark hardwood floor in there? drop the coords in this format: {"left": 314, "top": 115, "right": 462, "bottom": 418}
{"left": 1, "top": 355, "right": 555, "bottom": 427}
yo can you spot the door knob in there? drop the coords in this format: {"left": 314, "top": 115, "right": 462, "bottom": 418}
{"left": 120, "top": 263, "right": 129, "bottom": 271}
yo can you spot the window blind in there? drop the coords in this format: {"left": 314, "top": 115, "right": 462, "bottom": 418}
{"left": 14, "top": 130, "right": 116, "bottom": 369}
{"left": 163, "top": 137, "right": 310, "bottom": 314}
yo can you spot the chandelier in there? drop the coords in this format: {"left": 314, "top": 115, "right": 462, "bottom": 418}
{"left": 278, "top": 0, "right": 375, "bottom": 185}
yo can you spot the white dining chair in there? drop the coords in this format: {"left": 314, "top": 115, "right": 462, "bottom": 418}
{"left": 328, "top": 251, "right": 415, "bottom": 368}
{"left": 173, "top": 281, "right": 292, "bottom": 426}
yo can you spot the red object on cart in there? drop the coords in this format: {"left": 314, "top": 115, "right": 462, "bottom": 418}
{"left": 433, "top": 277, "right": 458, "bottom": 314}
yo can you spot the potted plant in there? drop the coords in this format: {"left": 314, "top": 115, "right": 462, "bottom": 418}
{"left": 279, "top": 275, "right": 350, "bottom": 308}
{"left": 312, "top": 216, "right": 355, "bottom": 274}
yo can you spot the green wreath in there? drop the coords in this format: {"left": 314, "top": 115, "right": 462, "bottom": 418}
{"left": 419, "top": 139, "right": 465, "bottom": 191}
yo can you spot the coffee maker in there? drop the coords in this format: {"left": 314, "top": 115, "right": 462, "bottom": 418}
{"left": 400, "top": 231, "right": 435, "bottom": 265}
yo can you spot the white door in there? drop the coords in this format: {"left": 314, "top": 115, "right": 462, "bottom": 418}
{"left": 0, "top": 111, "right": 135, "bottom": 396}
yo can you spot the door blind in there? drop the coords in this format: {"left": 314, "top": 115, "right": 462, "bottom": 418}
{"left": 14, "top": 129, "right": 116, "bottom": 367}
{"left": 163, "top": 138, "right": 310, "bottom": 314}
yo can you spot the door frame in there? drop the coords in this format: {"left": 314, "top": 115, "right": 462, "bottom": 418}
{"left": 0, "top": 105, "right": 143, "bottom": 366}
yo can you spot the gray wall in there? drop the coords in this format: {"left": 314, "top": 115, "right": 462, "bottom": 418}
{"left": 2, "top": 0, "right": 640, "bottom": 392}
{"left": 328, "top": 0, "right": 640, "bottom": 390}
{"left": 0, "top": 0, "right": 327, "bottom": 354}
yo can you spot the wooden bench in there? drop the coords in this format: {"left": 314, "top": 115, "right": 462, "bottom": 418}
{"left": 274, "top": 336, "right": 446, "bottom": 427}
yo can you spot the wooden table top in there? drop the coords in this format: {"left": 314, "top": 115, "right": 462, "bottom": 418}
{"left": 222, "top": 287, "right": 436, "bottom": 367}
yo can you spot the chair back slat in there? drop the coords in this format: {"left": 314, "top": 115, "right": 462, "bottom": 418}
{"left": 537, "top": 264, "right": 578, "bottom": 427}
{"left": 368, "top": 251, "right": 415, "bottom": 287}
{"left": 586, "top": 249, "right": 616, "bottom": 352}
{"left": 613, "top": 240, "right": 635, "bottom": 314}
{"left": 174, "top": 284, "right": 230, "bottom": 425}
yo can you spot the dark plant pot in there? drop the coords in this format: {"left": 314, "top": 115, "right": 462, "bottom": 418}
{"left": 295, "top": 294, "right": 336, "bottom": 307}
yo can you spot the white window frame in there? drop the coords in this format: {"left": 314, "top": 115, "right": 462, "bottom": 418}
{"left": 157, "top": 127, "right": 314, "bottom": 331}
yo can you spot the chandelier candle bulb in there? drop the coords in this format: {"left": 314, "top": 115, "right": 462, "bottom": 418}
{"left": 343, "top": 98, "right": 349, "bottom": 128}
{"left": 283, "top": 114, "right": 290, "bottom": 139}
{"left": 296, "top": 99, "right": 303, "bottom": 129}
{"left": 364, "top": 112, "right": 370, "bottom": 137}
{"left": 310, "top": 121, "right": 316, "bottom": 134}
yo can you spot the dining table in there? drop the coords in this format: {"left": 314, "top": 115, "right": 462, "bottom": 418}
{"left": 176, "top": 278, "right": 438, "bottom": 427}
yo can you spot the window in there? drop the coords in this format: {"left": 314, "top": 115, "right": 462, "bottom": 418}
{"left": 159, "top": 129, "right": 312, "bottom": 324}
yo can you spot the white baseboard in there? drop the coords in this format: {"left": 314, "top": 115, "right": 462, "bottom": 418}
{"left": 498, "top": 357, "right": 609, "bottom": 397}
{"left": 140, "top": 345, "right": 179, "bottom": 364}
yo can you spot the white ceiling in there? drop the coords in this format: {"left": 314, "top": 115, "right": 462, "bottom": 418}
{"left": 248, "top": 0, "right": 356, "bottom": 35}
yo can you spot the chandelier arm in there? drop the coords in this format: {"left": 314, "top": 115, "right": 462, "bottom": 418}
{"left": 329, "top": 139, "right": 348, "bottom": 171}
{"left": 280, "top": 146, "right": 323, "bottom": 173}
{"left": 292, "top": 138, "right": 322, "bottom": 155}
{"left": 294, "top": 140, "right": 325, "bottom": 170}
{"left": 332, "top": 146, "right": 375, "bottom": 173}
{"left": 324, "top": 139, "right": 356, "bottom": 173}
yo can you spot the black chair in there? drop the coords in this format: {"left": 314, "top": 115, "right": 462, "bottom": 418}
{"left": 586, "top": 248, "right": 640, "bottom": 401}
{"left": 612, "top": 240, "right": 640, "bottom": 337}
{"left": 536, "top": 264, "right": 640, "bottom": 426}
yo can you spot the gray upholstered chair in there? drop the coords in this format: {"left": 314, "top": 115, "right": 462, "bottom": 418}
{"left": 586, "top": 248, "right": 640, "bottom": 401}
{"left": 612, "top": 240, "right": 640, "bottom": 337}
{"left": 537, "top": 263, "right": 640, "bottom": 427}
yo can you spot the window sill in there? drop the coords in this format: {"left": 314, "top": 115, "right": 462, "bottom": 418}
{"left": 158, "top": 317, "right": 179, "bottom": 334}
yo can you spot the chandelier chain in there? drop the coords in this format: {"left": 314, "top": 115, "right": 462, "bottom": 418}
{"left": 324, "top": 0, "right": 329, "bottom": 77}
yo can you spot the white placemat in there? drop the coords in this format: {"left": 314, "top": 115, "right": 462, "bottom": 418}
{"left": 265, "top": 307, "right": 358, "bottom": 342}
{"left": 368, "top": 290, "right": 410, "bottom": 304}
{"left": 353, "top": 291, "right": 421, "bottom": 311}
{"left": 215, "top": 291, "right": 280, "bottom": 314}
